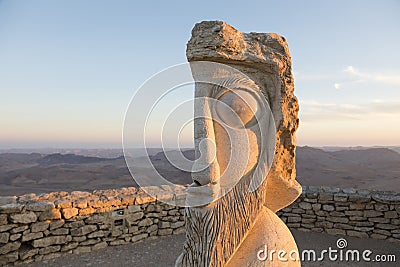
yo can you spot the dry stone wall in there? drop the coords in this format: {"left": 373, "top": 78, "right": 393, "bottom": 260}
{"left": 0, "top": 185, "right": 399, "bottom": 265}
{"left": 277, "top": 186, "right": 400, "bottom": 241}
{"left": 0, "top": 186, "right": 186, "bottom": 266}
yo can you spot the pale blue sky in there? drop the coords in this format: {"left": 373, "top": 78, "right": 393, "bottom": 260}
{"left": 0, "top": 0, "right": 399, "bottom": 148}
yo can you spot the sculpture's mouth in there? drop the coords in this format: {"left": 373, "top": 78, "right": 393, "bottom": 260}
{"left": 186, "top": 179, "right": 221, "bottom": 207}
{"left": 192, "top": 180, "right": 202, "bottom": 187}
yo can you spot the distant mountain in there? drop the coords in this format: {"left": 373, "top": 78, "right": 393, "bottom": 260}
{"left": 389, "top": 147, "right": 400, "bottom": 154}
{"left": 330, "top": 148, "right": 400, "bottom": 166}
{"left": 0, "top": 148, "right": 165, "bottom": 159}
{"left": 149, "top": 146, "right": 400, "bottom": 192}
{"left": 0, "top": 153, "right": 133, "bottom": 196}
{"left": 0, "top": 153, "right": 43, "bottom": 172}
{"left": 150, "top": 150, "right": 195, "bottom": 162}
{"left": 296, "top": 147, "right": 400, "bottom": 191}
{"left": 0, "top": 146, "right": 399, "bottom": 196}
{"left": 319, "top": 146, "right": 400, "bottom": 155}
{"left": 149, "top": 150, "right": 193, "bottom": 185}
{"left": 37, "top": 153, "right": 123, "bottom": 165}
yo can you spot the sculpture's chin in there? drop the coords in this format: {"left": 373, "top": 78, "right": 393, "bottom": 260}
{"left": 186, "top": 169, "right": 256, "bottom": 208}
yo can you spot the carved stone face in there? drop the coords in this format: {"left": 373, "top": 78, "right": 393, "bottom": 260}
{"left": 178, "top": 22, "right": 301, "bottom": 267}
{"left": 187, "top": 75, "right": 276, "bottom": 208}
{"left": 179, "top": 70, "right": 277, "bottom": 267}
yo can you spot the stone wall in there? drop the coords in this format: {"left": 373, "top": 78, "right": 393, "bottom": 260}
{"left": 277, "top": 186, "right": 400, "bottom": 241}
{"left": 0, "top": 185, "right": 399, "bottom": 265}
{"left": 0, "top": 186, "right": 186, "bottom": 266}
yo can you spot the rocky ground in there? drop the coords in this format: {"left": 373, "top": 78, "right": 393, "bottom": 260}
{"left": 24, "top": 230, "right": 400, "bottom": 267}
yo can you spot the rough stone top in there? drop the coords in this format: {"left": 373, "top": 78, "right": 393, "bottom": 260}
{"left": 186, "top": 20, "right": 291, "bottom": 73}
{"left": 301, "top": 186, "right": 400, "bottom": 204}
{"left": 1, "top": 185, "right": 399, "bottom": 214}
{"left": 0, "top": 185, "right": 187, "bottom": 214}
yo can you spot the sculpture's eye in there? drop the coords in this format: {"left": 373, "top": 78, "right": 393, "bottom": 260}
{"left": 215, "top": 89, "right": 259, "bottom": 128}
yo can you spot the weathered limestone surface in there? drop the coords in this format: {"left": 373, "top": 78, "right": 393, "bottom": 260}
{"left": 177, "top": 21, "right": 301, "bottom": 267}
{"left": 186, "top": 21, "right": 301, "bottom": 213}
{"left": 227, "top": 207, "right": 299, "bottom": 267}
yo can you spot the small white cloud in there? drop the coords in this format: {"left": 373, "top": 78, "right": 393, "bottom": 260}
{"left": 343, "top": 66, "right": 400, "bottom": 85}
{"left": 300, "top": 99, "right": 400, "bottom": 122}
{"left": 334, "top": 83, "right": 341, "bottom": 89}
{"left": 344, "top": 66, "right": 359, "bottom": 76}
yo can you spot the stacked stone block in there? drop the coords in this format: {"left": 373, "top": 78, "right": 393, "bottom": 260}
{"left": 1, "top": 185, "right": 399, "bottom": 265}
{"left": 0, "top": 186, "right": 186, "bottom": 265}
{"left": 277, "top": 186, "right": 400, "bottom": 242}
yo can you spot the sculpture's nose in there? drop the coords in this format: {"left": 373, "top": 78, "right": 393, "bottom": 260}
{"left": 191, "top": 137, "right": 220, "bottom": 186}
{"left": 191, "top": 97, "right": 221, "bottom": 186}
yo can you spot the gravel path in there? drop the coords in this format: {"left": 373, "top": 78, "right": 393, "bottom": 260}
{"left": 25, "top": 230, "right": 400, "bottom": 267}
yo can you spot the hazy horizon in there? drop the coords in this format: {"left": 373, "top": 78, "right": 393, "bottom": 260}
{"left": 1, "top": 144, "right": 400, "bottom": 151}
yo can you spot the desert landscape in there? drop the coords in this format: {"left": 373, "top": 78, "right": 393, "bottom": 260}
{"left": 0, "top": 146, "right": 399, "bottom": 196}
{"left": 1, "top": 1, "right": 399, "bottom": 266}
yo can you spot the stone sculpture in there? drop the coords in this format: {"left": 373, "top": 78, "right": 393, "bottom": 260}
{"left": 175, "top": 21, "right": 301, "bottom": 266}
